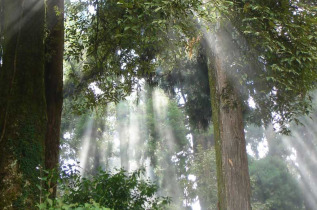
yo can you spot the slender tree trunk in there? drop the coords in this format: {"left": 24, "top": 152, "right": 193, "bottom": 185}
{"left": 89, "top": 120, "right": 101, "bottom": 176}
{"left": 0, "top": 0, "right": 46, "bottom": 208}
{"left": 145, "top": 84, "right": 158, "bottom": 167}
{"left": 44, "top": 0, "right": 64, "bottom": 197}
{"left": 119, "top": 126, "right": 130, "bottom": 171}
{"left": 117, "top": 103, "right": 130, "bottom": 171}
{"left": 206, "top": 31, "right": 252, "bottom": 209}
{"left": 92, "top": 142, "right": 101, "bottom": 175}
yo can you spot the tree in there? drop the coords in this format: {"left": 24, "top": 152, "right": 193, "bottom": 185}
{"left": 55, "top": 1, "right": 317, "bottom": 209}
{"left": 205, "top": 34, "right": 252, "bottom": 209}
{"left": 0, "top": 0, "right": 46, "bottom": 207}
{"left": 249, "top": 157, "right": 304, "bottom": 209}
{"left": 44, "top": 0, "right": 64, "bottom": 196}
{"left": 0, "top": 0, "right": 65, "bottom": 206}
{"left": 202, "top": 1, "right": 317, "bottom": 208}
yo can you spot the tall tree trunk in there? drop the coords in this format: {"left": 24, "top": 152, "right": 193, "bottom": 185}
{"left": 117, "top": 102, "right": 130, "bottom": 171}
{"left": 89, "top": 120, "right": 101, "bottom": 176}
{"left": 145, "top": 84, "right": 158, "bottom": 167}
{"left": 206, "top": 31, "right": 252, "bottom": 209}
{"left": 119, "top": 126, "right": 130, "bottom": 171}
{"left": 44, "top": 0, "right": 64, "bottom": 197}
{"left": 0, "top": 0, "right": 46, "bottom": 208}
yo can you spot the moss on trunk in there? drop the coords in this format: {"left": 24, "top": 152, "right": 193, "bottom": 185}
{"left": 207, "top": 50, "right": 226, "bottom": 210}
{"left": 0, "top": 0, "right": 46, "bottom": 208}
{"left": 205, "top": 30, "right": 252, "bottom": 209}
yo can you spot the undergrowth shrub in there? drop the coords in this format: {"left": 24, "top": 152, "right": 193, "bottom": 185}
{"left": 37, "top": 164, "right": 170, "bottom": 209}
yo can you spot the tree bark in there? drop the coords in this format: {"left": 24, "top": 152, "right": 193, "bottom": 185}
{"left": 44, "top": 0, "right": 64, "bottom": 197}
{"left": 0, "top": 0, "right": 46, "bottom": 208}
{"left": 206, "top": 31, "right": 252, "bottom": 209}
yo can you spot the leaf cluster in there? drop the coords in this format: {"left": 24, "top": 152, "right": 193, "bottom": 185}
{"left": 64, "top": 0, "right": 203, "bottom": 110}
{"left": 249, "top": 157, "right": 305, "bottom": 209}
{"left": 37, "top": 164, "right": 171, "bottom": 210}
{"left": 211, "top": 0, "right": 317, "bottom": 132}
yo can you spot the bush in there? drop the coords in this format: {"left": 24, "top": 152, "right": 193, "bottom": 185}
{"left": 37, "top": 165, "right": 170, "bottom": 209}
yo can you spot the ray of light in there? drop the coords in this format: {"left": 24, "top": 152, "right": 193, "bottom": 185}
{"left": 152, "top": 88, "right": 185, "bottom": 207}
{"left": 280, "top": 114, "right": 317, "bottom": 208}
{"left": 78, "top": 115, "right": 94, "bottom": 176}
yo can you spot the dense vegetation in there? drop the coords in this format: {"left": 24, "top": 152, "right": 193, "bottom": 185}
{"left": 38, "top": 166, "right": 170, "bottom": 209}
{"left": 0, "top": 0, "right": 316, "bottom": 209}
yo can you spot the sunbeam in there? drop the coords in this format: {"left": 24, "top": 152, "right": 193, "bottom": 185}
{"left": 78, "top": 115, "right": 94, "bottom": 176}
{"left": 281, "top": 117, "right": 317, "bottom": 209}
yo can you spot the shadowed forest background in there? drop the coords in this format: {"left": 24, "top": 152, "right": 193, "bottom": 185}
{"left": 0, "top": 0, "right": 317, "bottom": 209}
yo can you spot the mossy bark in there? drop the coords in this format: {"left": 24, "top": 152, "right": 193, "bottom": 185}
{"left": 44, "top": 0, "right": 64, "bottom": 197}
{"left": 206, "top": 33, "right": 252, "bottom": 209}
{"left": 0, "top": 0, "right": 46, "bottom": 208}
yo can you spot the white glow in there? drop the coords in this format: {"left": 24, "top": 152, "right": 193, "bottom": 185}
{"left": 153, "top": 88, "right": 169, "bottom": 117}
{"left": 63, "top": 159, "right": 77, "bottom": 166}
{"left": 191, "top": 198, "right": 201, "bottom": 210}
{"left": 88, "top": 5, "right": 96, "bottom": 14}
{"left": 78, "top": 116, "right": 94, "bottom": 175}
{"left": 258, "top": 139, "right": 268, "bottom": 158}
{"left": 63, "top": 131, "right": 71, "bottom": 139}
{"left": 248, "top": 97, "right": 256, "bottom": 109}
{"left": 188, "top": 174, "right": 196, "bottom": 182}
{"left": 89, "top": 82, "right": 104, "bottom": 96}
{"left": 246, "top": 144, "right": 255, "bottom": 157}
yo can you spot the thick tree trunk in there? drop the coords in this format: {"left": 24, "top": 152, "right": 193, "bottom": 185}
{"left": 44, "top": 0, "right": 64, "bottom": 197}
{"left": 0, "top": 0, "right": 46, "bottom": 208}
{"left": 206, "top": 32, "right": 252, "bottom": 209}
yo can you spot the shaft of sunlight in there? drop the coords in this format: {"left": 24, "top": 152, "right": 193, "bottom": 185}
{"left": 152, "top": 88, "right": 184, "bottom": 207}
{"left": 281, "top": 118, "right": 317, "bottom": 208}
{"left": 78, "top": 116, "right": 94, "bottom": 176}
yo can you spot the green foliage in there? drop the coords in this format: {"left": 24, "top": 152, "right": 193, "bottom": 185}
{"left": 210, "top": 0, "right": 317, "bottom": 132}
{"left": 249, "top": 157, "right": 304, "bottom": 210}
{"left": 160, "top": 44, "right": 212, "bottom": 130}
{"left": 187, "top": 146, "right": 218, "bottom": 210}
{"left": 63, "top": 0, "right": 317, "bottom": 131}
{"left": 60, "top": 1, "right": 317, "bottom": 208}
{"left": 38, "top": 198, "right": 110, "bottom": 210}
{"left": 37, "top": 165, "right": 170, "bottom": 210}
{"left": 60, "top": 98, "right": 117, "bottom": 171}
{"left": 63, "top": 0, "right": 203, "bottom": 109}
{"left": 166, "top": 100, "right": 188, "bottom": 149}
